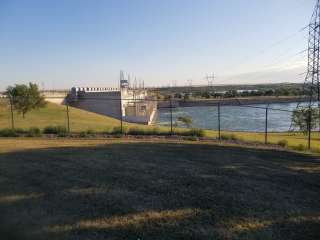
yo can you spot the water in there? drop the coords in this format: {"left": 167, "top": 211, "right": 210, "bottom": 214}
{"left": 157, "top": 102, "right": 308, "bottom": 132}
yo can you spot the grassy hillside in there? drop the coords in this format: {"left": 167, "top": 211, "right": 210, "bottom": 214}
{"left": 0, "top": 99, "right": 128, "bottom": 132}
{"left": 0, "top": 139, "right": 319, "bottom": 239}
{"left": 0, "top": 99, "right": 319, "bottom": 151}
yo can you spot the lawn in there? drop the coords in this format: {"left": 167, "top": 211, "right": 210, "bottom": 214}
{"left": 0, "top": 138, "right": 319, "bottom": 239}
{"left": 0, "top": 99, "right": 319, "bottom": 151}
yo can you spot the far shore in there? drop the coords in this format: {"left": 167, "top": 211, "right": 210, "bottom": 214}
{"left": 158, "top": 96, "right": 309, "bottom": 108}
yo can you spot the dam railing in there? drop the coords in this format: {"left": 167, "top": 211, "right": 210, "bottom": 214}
{"left": 0, "top": 96, "right": 319, "bottom": 151}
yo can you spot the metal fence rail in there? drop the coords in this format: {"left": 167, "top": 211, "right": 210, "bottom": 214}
{"left": 1, "top": 96, "right": 319, "bottom": 150}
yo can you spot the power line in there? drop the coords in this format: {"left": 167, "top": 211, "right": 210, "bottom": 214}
{"left": 221, "top": 24, "right": 309, "bottom": 73}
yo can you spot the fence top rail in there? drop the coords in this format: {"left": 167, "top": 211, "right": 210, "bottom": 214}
{"left": 3, "top": 96, "right": 320, "bottom": 113}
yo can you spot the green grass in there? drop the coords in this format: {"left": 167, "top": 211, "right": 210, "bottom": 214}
{"left": 1, "top": 99, "right": 319, "bottom": 152}
{"left": 0, "top": 99, "right": 123, "bottom": 132}
{"left": 0, "top": 138, "right": 319, "bottom": 239}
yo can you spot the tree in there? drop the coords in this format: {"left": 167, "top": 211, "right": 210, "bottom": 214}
{"left": 176, "top": 115, "right": 193, "bottom": 128}
{"left": 292, "top": 107, "right": 320, "bottom": 135}
{"left": 6, "top": 83, "right": 46, "bottom": 118}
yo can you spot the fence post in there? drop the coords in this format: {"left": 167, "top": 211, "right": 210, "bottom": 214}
{"left": 218, "top": 103, "right": 221, "bottom": 140}
{"left": 9, "top": 97, "right": 14, "bottom": 130}
{"left": 66, "top": 103, "right": 70, "bottom": 133}
{"left": 318, "top": 104, "right": 320, "bottom": 133}
{"left": 308, "top": 107, "right": 312, "bottom": 150}
{"left": 120, "top": 97, "right": 123, "bottom": 134}
{"left": 265, "top": 107, "right": 268, "bottom": 144}
{"left": 170, "top": 98, "right": 173, "bottom": 135}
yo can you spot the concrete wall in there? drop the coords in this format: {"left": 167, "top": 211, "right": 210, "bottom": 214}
{"left": 69, "top": 91, "right": 122, "bottom": 119}
{"left": 43, "top": 88, "right": 157, "bottom": 125}
{"left": 43, "top": 91, "right": 68, "bottom": 105}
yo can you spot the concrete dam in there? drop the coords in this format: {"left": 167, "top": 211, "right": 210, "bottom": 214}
{"left": 44, "top": 80, "right": 157, "bottom": 125}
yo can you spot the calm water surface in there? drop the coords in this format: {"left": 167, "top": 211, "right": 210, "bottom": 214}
{"left": 157, "top": 102, "right": 308, "bottom": 132}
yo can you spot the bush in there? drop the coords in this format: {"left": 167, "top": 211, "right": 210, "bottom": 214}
{"left": 112, "top": 126, "right": 128, "bottom": 135}
{"left": 27, "top": 127, "right": 41, "bottom": 137}
{"left": 183, "top": 136, "right": 199, "bottom": 141}
{"left": 277, "top": 139, "right": 288, "bottom": 148}
{"left": 0, "top": 128, "right": 18, "bottom": 137}
{"left": 15, "top": 128, "right": 27, "bottom": 134}
{"left": 176, "top": 129, "right": 205, "bottom": 137}
{"left": 102, "top": 127, "right": 112, "bottom": 134}
{"left": 43, "top": 126, "right": 67, "bottom": 135}
{"left": 86, "top": 129, "right": 96, "bottom": 135}
{"left": 79, "top": 129, "right": 96, "bottom": 138}
{"left": 220, "top": 133, "right": 238, "bottom": 141}
{"left": 292, "top": 144, "right": 307, "bottom": 152}
{"left": 128, "top": 127, "right": 145, "bottom": 135}
{"left": 43, "top": 126, "right": 57, "bottom": 134}
{"left": 79, "top": 131, "right": 87, "bottom": 138}
{"left": 187, "top": 128, "right": 205, "bottom": 137}
{"left": 57, "top": 131, "right": 68, "bottom": 137}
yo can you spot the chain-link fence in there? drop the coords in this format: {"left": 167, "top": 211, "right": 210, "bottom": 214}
{"left": 0, "top": 96, "right": 319, "bottom": 151}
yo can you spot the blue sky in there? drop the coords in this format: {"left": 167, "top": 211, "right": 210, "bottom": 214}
{"left": 0, "top": 0, "right": 315, "bottom": 90}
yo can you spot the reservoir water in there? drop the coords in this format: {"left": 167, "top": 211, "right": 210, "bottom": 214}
{"left": 157, "top": 102, "right": 307, "bottom": 132}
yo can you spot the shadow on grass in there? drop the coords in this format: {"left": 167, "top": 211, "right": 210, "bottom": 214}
{"left": 0, "top": 142, "right": 319, "bottom": 239}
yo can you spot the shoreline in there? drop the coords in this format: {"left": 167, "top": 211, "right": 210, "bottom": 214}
{"left": 158, "top": 96, "right": 308, "bottom": 108}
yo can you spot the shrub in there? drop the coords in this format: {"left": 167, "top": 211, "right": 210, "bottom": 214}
{"left": 112, "top": 126, "right": 128, "bottom": 135}
{"left": 27, "top": 127, "right": 41, "bottom": 137}
{"left": 79, "top": 129, "right": 96, "bottom": 138}
{"left": 57, "top": 131, "right": 67, "bottom": 137}
{"left": 102, "top": 127, "right": 112, "bottom": 134}
{"left": 277, "top": 139, "right": 288, "bottom": 148}
{"left": 79, "top": 131, "right": 87, "bottom": 138}
{"left": 183, "top": 136, "right": 199, "bottom": 141}
{"left": 128, "top": 127, "right": 145, "bottom": 135}
{"left": 187, "top": 128, "right": 205, "bottom": 137}
{"left": 292, "top": 144, "right": 307, "bottom": 152}
{"left": 43, "top": 126, "right": 67, "bottom": 135}
{"left": 175, "top": 129, "right": 205, "bottom": 137}
{"left": 86, "top": 129, "right": 96, "bottom": 135}
{"left": 43, "top": 126, "right": 57, "bottom": 134}
{"left": 0, "top": 128, "right": 18, "bottom": 137}
{"left": 310, "top": 147, "right": 320, "bottom": 154}
{"left": 15, "top": 128, "right": 27, "bottom": 134}
{"left": 220, "top": 133, "right": 238, "bottom": 141}
{"left": 150, "top": 127, "right": 172, "bottom": 136}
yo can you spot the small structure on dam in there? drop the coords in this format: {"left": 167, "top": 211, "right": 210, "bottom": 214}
{"left": 67, "top": 77, "right": 157, "bottom": 125}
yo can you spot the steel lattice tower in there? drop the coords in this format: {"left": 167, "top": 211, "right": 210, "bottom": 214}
{"left": 302, "top": 0, "right": 320, "bottom": 108}
{"left": 291, "top": 0, "right": 320, "bottom": 134}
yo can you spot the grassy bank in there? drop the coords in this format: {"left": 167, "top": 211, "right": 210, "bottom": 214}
{"left": 1, "top": 99, "right": 319, "bottom": 152}
{"left": 0, "top": 138, "right": 319, "bottom": 239}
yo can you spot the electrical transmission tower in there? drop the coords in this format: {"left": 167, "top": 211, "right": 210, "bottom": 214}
{"left": 205, "top": 73, "right": 215, "bottom": 89}
{"left": 292, "top": 0, "right": 320, "bottom": 137}
{"left": 302, "top": 0, "right": 320, "bottom": 108}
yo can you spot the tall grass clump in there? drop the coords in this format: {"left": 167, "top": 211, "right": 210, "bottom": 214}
{"left": 291, "top": 144, "right": 307, "bottom": 152}
{"left": 27, "top": 127, "right": 41, "bottom": 137}
{"left": 187, "top": 128, "right": 205, "bottom": 137}
{"left": 220, "top": 133, "right": 238, "bottom": 141}
{"left": 0, "top": 128, "right": 18, "bottom": 137}
{"left": 127, "top": 127, "right": 146, "bottom": 135}
{"left": 127, "top": 127, "right": 170, "bottom": 136}
{"left": 175, "top": 128, "right": 205, "bottom": 137}
{"left": 277, "top": 139, "right": 288, "bottom": 148}
{"left": 112, "top": 126, "right": 128, "bottom": 135}
{"left": 79, "top": 129, "right": 96, "bottom": 138}
{"left": 43, "top": 126, "right": 67, "bottom": 135}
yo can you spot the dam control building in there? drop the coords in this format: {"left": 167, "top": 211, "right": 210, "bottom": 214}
{"left": 67, "top": 79, "right": 157, "bottom": 125}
